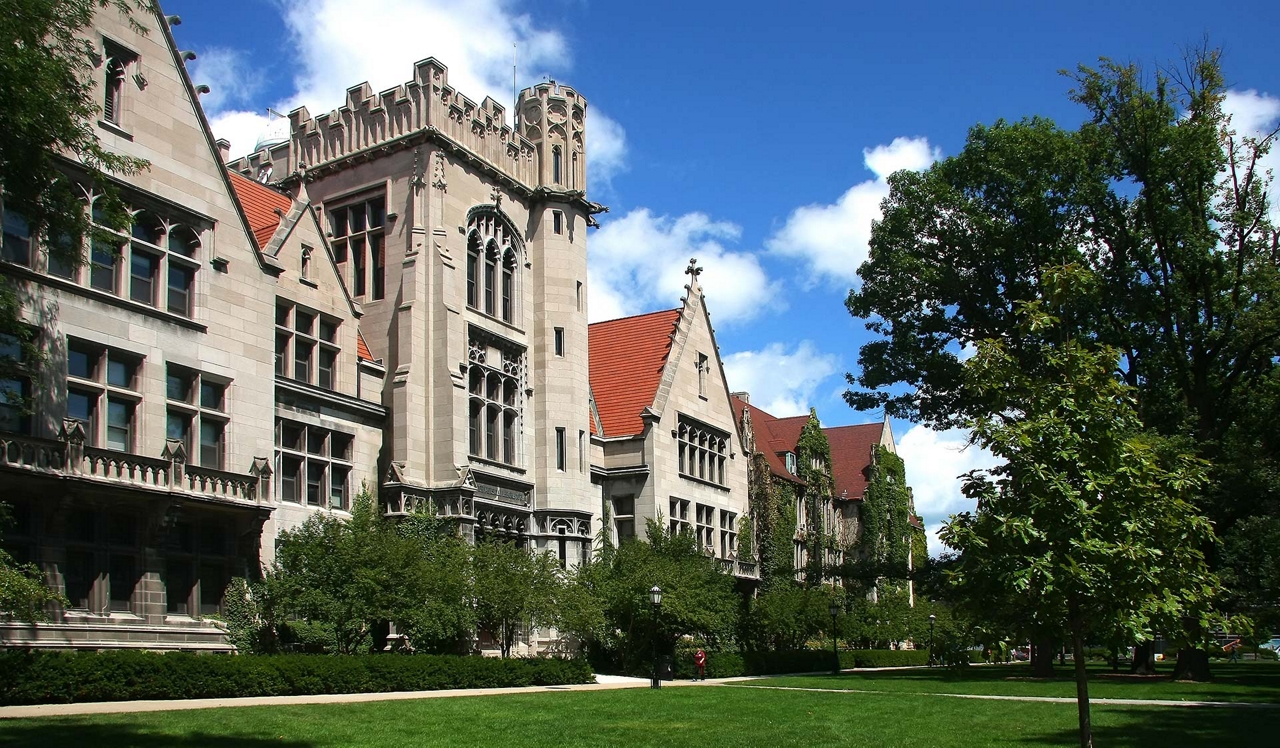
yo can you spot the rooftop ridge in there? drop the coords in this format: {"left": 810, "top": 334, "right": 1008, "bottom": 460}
{"left": 588, "top": 307, "right": 682, "bottom": 326}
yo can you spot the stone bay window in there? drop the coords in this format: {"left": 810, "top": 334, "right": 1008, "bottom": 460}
{"left": 677, "top": 415, "right": 728, "bottom": 486}
{"left": 467, "top": 332, "right": 524, "bottom": 467}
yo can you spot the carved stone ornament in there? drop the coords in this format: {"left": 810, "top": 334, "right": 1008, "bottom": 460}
{"left": 431, "top": 151, "right": 448, "bottom": 191}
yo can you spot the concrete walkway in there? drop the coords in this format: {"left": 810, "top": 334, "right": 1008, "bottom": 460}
{"left": 726, "top": 683, "right": 1280, "bottom": 709}
{"left": 3, "top": 670, "right": 1275, "bottom": 719}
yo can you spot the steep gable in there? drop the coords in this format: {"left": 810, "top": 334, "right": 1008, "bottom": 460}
{"left": 825, "top": 420, "right": 893, "bottom": 501}
{"left": 227, "top": 171, "right": 293, "bottom": 251}
{"left": 732, "top": 396, "right": 805, "bottom": 485}
{"left": 588, "top": 309, "right": 681, "bottom": 437}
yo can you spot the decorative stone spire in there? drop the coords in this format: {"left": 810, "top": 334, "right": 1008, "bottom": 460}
{"left": 684, "top": 257, "right": 703, "bottom": 294}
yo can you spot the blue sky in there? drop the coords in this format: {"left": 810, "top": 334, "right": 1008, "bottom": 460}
{"left": 165, "top": 0, "right": 1280, "bottom": 553}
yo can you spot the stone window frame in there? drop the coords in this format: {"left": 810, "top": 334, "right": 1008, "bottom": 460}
{"left": 275, "top": 298, "right": 341, "bottom": 391}
{"left": 466, "top": 331, "right": 524, "bottom": 467}
{"left": 611, "top": 494, "right": 635, "bottom": 543}
{"left": 465, "top": 210, "right": 521, "bottom": 326}
{"left": 80, "top": 194, "right": 202, "bottom": 318}
{"left": 669, "top": 497, "right": 691, "bottom": 537}
{"left": 274, "top": 418, "right": 354, "bottom": 511}
{"left": 555, "top": 426, "right": 566, "bottom": 471}
{"left": 66, "top": 336, "right": 143, "bottom": 452}
{"left": 0, "top": 329, "right": 33, "bottom": 436}
{"left": 329, "top": 193, "right": 387, "bottom": 301}
{"left": 677, "top": 414, "right": 728, "bottom": 487}
{"left": 100, "top": 38, "right": 139, "bottom": 130}
{"left": 164, "top": 362, "right": 230, "bottom": 469}
{"left": 720, "top": 509, "right": 738, "bottom": 559}
{"left": 695, "top": 503, "right": 715, "bottom": 554}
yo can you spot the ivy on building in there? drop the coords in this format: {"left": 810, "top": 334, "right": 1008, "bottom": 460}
{"left": 847, "top": 445, "right": 916, "bottom": 589}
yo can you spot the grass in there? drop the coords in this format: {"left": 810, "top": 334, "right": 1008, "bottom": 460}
{"left": 733, "top": 661, "right": 1280, "bottom": 703}
{"left": 0, "top": 677, "right": 1276, "bottom": 747}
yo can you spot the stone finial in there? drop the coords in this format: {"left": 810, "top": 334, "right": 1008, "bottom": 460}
{"left": 685, "top": 257, "right": 703, "bottom": 280}
{"left": 59, "top": 418, "right": 87, "bottom": 445}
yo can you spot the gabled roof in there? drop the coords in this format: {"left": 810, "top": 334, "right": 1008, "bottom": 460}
{"left": 227, "top": 171, "right": 294, "bottom": 250}
{"left": 731, "top": 396, "right": 805, "bottom": 486}
{"left": 588, "top": 309, "right": 682, "bottom": 437}
{"left": 825, "top": 422, "right": 887, "bottom": 502}
{"left": 356, "top": 330, "right": 375, "bottom": 363}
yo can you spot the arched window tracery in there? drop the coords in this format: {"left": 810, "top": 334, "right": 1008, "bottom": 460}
{"left": 465, "top": 210, "right": 521, "bottom": 324}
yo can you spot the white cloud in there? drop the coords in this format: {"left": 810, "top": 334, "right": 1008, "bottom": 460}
{"left": 588, "top": 208, "right": 781, "bottom": 325}
{"left": 895, "top": 425, "right": 999, "bottom": 557}
{"left": 766, "top": 136, "right": 940, "bottom": 286}
{"left": 187, "top": 47, "right": 262, "bottom": 115}
{"left": 587, "top": 110, "right": 628, "bottom": 192}
{"left": 1223, "top": 89, "right": 1280, "bottom": 223}
{"left": 200, "top": 0, "right": 627, "bottom": 180}
{"left": 722, "top": 342, "right": 840, "bottom": 417}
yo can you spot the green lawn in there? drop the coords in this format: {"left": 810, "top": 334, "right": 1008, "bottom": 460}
{"left": 0, "top": 681, "right": 1275, "bottom": 747}
{"left": 734, "top": 661, "right": 1280, "bottom": 703}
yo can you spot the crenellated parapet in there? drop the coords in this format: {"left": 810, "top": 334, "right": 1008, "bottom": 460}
{"left": 516, "top": 80, "right": 587, "bottom": 192}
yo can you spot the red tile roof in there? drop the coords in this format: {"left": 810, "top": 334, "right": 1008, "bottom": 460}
{"left": 731, "top": 396, "right": 805, "bottom": 486}
{"left": 356, "top": 330, "right": 374, "bottom": 363}
{"left": 825, "top": 422, "right": 886, "bottom": 502}
{"left": 227, "top": 170, "right": 293, "bottom": 250}
{"left": 588, "top": 309, "right": 682, "bottom": 437}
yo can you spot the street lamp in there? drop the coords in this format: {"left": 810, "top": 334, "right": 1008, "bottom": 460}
{"left": 650, "top": 586, "right": 663, "bottom": 689}
{"left": 928, "top": 614, "right": 937, "bottom": 667}
{"left": 829, "top": 600, "right": 841, "bottom": 676}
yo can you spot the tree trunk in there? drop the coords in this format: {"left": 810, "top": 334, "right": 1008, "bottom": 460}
{"left": 1172, "top": 647, "right": 1212, "bottom": 681}
{"left": 1032, "top": 637, "right": 1056, "bottom": 678}
{"left": 1131, "top": 642, "right": 1156, "bottom": 675}
{"left": 1071, "top": 625, "right": 1093, "bottom": 748}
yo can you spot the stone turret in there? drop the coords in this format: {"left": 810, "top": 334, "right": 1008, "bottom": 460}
{"left": 516, "top": 81, "right": 587, "bottom": 194}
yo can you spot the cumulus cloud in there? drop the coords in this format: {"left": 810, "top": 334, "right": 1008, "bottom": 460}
{"left": 721, "top": 342, "right": 841, "bottom": 417}
{"left": 198, "top": 0, "right": 626, "bottom": 176}
{"left": 1223, "top": 89, "right": 1280, "bottom": 223}
{"left": 766, "top": 137, "right": 941, "bottom": 286}
{"left": 587, "top": 110, "right": 629, "bottom": 193}
{"left": 187, "top": 48, "right": 262, "bottom": 115}
{"left": 895, "top": 425, "right": 999, "bottom": 557}
{"left": 588, "top": 209, "right": 781, "bottom": 325}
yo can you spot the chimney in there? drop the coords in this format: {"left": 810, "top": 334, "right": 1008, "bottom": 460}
{"left": 215, "top": 138, "right": 231, "bottom": 163}
{"left": 731, "top": 391, "right": 749, "bottom": 404}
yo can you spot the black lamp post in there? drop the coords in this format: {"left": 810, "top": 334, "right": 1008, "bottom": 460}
{"left": 650, "top": 585, "right": 663, "bottom": 689}
{"left": 829, "top": 600, "right": 841, "bottom": 675}
{"left": 928, "top": 613, "right": 937, "bottom": 666}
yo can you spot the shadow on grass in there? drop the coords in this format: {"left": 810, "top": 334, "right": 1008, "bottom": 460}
{"left": 1020, "top": 703, "right": 1274, "bottom": 747}
{"left": 0, "top": 720, "right": 317, "bottom": 748}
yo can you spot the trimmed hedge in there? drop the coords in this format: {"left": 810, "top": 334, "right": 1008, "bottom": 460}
{"left": 0, "top": 651, "right": 593, "bottom": 706}
{"left": 665, "top": 648, "right": 928, "bottom": 679}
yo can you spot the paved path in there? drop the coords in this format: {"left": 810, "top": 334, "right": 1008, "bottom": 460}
{"left": 3, "top": 670, "right": 1275, "bottom": 719}
{"left": 725, "top": 683, "right": 1280, "bottom": 709}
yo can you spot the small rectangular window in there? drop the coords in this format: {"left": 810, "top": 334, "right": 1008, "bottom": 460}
{"left": 200, "top": 380, "right": 225, "bottom": 411}
{"left": 555, "top": 427, "right": 566, "bottom": 471}
{"left": 199, "top": 420, "right": 224, "bottom": 469}
{"left": 576, "top": 281, "right": 582, "bottom": 312}
{"left": 552, "top": 211, "right": 563, "bottom": 235}
{"left": 107, "top": 354, "right": 136, "bottom": 389}
{"left": 90, "top": 242, "right": 117, "bottom": 293}
{"left": 554, "top": 327, "right": 564, "bottom": 357}
{"left": 105, "top": 397, "right": 133, "bottom": 452}
{"left": 129, "top": 251, "right": 158, "bottom": 306}
{"left": 579, "top": 430, "right": 585, "bottom": 473}
{"left": 167, "top": 263, "right": 194, "bottom": 316}
{"left": 1, "top": 209, "right": 31, "bottom": 266}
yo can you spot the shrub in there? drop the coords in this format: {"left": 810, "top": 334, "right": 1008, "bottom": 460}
{"left": 0, "top": 651, "right": 593, "bottom": 706}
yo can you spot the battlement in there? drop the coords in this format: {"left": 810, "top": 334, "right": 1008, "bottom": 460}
{"left": 233, "top": 59, "right": 592, "bottom": 192}
{"left": 515, "top": 80, "right": 588, "bottom": 192}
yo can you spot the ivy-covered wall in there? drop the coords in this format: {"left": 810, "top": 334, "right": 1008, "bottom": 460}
{"left": 795, "top": 411, "right": 834, "bottom": 588}
{"left": 853, "top": 445, "right": 915, "bottom": 581}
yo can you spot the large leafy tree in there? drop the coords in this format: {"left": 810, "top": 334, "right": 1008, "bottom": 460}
{"left": 0, "top": 0, "right": 147, "bottom": 368}
{"left": 847, "top": 49, "right": 1280, "bottom": 662}
{"left": 942, "top": 266, "right": 1217, "bottom": 748}
{"left": 577, "top": 519, "right": 740, "bottom": 673}
{"left": 471, "top": 538, "right": 563, "bottom": 659}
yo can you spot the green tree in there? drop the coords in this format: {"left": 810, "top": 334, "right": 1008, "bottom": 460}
{"left": 577, "top": 518, "right": 739, "bottom": 673}
{"left": 941, "top": 266, "right": 1217, "bottom": 748}
{"left": 847, "top": 48, "right": 1279, "bottom": 674}
{"left": 0, "top": 0, "right": 148, "bottom": 378}
{"left": 471, "top": 539, "right": 562, "bottom": 658}
{"left": 0, "top": 504, "right": 63, "bottom": 620}
{"left": 264, "top": 489, "right": 472, "bottom": 654}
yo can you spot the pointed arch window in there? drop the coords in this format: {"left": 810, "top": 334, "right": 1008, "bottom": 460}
{"left": 552, "top": 146, "right": 562, "bottom": 185}
{"left": 465, "top": 210, "right": 522, "bottom": 324}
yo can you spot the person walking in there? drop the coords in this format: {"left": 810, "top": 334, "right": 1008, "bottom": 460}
{"left": 694, "top": 649, "right": 707, "bottom": 681}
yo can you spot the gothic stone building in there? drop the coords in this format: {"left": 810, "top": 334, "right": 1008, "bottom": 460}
{"left": 0, "top": 1, "right": 755, "bottom": 651}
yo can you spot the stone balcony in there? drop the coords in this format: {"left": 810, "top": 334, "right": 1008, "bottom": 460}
{"left": 0, "top": 420, "right": 272, "bottom": 507}
{"left": 718, "top": 557, "right": 761, "bottom": 581}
